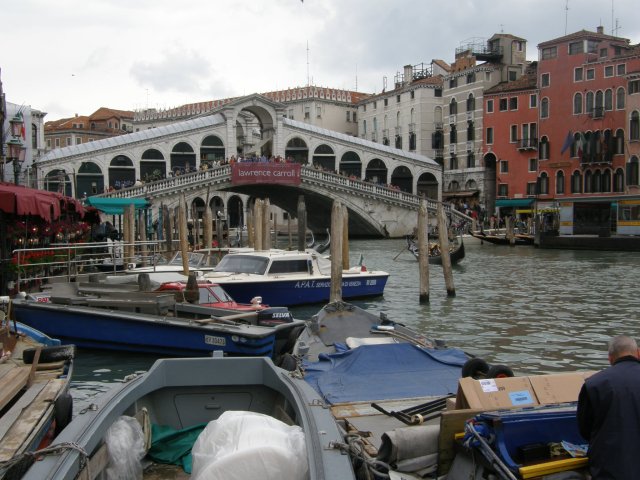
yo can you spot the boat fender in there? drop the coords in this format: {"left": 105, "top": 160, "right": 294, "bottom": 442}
{"left": 372, "top": 325, "right": 395, "bottom": 332}
{"left": 461, "top": 357, "right": 490, "bottom": 379}
{"left": 54, "top": 392, "right": 73, "bottom": 435}
{"left": 487, "top": 364, "right": 514, "bottom": 379}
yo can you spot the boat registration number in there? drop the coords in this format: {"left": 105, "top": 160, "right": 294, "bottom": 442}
{"left": 204, "top": 335, "right": 227, "bottom": 346}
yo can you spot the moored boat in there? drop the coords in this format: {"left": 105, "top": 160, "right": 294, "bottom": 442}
{"left": 406, "top": 236, "right": 466, "bottom": 264}
{"left": 21, "top": 356, "right": 355, "bottom": 480}
{"left": 470, "top": 231, "right": 534, "bottom": 246}
{"left": 0, "top": 314, "right": 75, "bottom": 479}
{"left": 203, "top": 248, "right": 389, "bottom": 306}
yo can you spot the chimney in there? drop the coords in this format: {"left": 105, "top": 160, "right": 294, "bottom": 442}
{"left": 597, "top": 25, "right": 604, "bottom": 34}
{"left": 404, "top": 65, "right": 413, "bottom": 85}
{"left": 75, "top": 113, "right": 78, "bottom": 117}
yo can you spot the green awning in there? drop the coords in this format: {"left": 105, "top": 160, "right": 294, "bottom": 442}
{"left": 495, "top": 199, "right": 534, "bottom": 208}
{"left": 86, "top": 197, "right": 149, "bottom": 215}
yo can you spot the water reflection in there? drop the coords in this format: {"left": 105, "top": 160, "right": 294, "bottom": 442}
{"left": 70, "top": 239, "right": 640, "bottom": 402}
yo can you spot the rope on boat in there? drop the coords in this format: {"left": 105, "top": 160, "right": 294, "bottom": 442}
{"left": 330, "top": 434, "right": 391, "bottom": 479}
{"left": 0, "top": 442, "right": 89, "bottom": 479}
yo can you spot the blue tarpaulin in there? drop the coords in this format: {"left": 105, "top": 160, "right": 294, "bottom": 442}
{"left": 85, "top": 197, "right": 149, "bottom": 215}
{"left": 303, "top": 343, "right": 467, "bottom": 404}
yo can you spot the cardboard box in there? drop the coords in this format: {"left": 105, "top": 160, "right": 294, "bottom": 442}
{"left": 454, "top": 371, "right": 595, "bottom": 410}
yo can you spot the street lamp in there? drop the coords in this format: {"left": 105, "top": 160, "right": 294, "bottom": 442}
{"left": 7, "top": 113, "right": 25, "bottom": 185}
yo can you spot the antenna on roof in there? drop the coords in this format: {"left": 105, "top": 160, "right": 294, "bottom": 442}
{"left": 306, "top": 41, "right": 310, "bottom": 87}
{"left": 355, "top": 64, "right": 358, "bottom": 91}
{"left": 564, "top": 0, "right": 569, "bottom": 35}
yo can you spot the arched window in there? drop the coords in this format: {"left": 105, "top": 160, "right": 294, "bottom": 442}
{"left": 450, "top": 98, "right": 457, "bottom": 115}
{"left": 584, "top": 170, "right": 593, "bottom": 193}
{"left": 556, "top": 170, "right": 565, "bottom": 194}
{"left": 615, "top": 129, "right": 625, "bottom": 155}
{"left": 593, "top": 170, "right": 602, "bottom": 192}
{"left": 466, "top": 94, "right": 475, "bottom": 112}
{"left": 363, "top": 120, "right": 367, "bottom": 135}
{"left": 571, "top": 170, "right": 582, "bottom": 193}
{"left": 538, "top": 172, "right": 549, "bottom": 195}
{"left": 602, "top": 169, "right": 611, "bottom": 193}
{"left": 540, "top": 98, "right": 549, "bottom": 118}
{"left": 373, "top": 117, "right": 378, "bottom": 132}
{"left": 628, "top": 156, "right": 639, "bottom": 186}
{"left": 604, "top": 89, "right": 613, "bottom": 111}
{"left": 450, "top": 125, "right": 457, "bottom": 143}
{"left": 614, "top": 168, "right": 625, "bottom": 192}
{"left": 586, "top": 91, "right": 594, "bottom": 113}
{"left": 616, "top": 87, "right": 625, "bottom": 110}
{"left": 539, "top": 136, "right": 549, "bottom": 160}
{"left": 570, "top": 132, "right": 581, "bottom": 157}
{"left": 595, "top": 90, "right": 604, "bottom": 109}
{"left": 573, "top": 92, "right": 583, "bottom": 115}
{"left": 631, "top": 111, "right": 640, "bottom": 141}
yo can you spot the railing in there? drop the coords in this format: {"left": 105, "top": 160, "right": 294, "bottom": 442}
{"left": 589, "top": 107, "right": 604, "bottom": 119}
{"left": 517, "top": 138, "right": 538, "bottom": 150}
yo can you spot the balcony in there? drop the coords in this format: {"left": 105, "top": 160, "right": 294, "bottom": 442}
{"left": 433, "top": 149, "right": 444, "bottom": 159}
{"left": 449, "top": 114, "right": 457, "bottom": 125}
{"left": 589, "top": 107, "right": 605, "bottom": 119}
{"left": 466, "top": 141, "right": 474, "bottom": 152}
{"left": 434, "top": 121, "right": 443, "bottom": 130}
{"left": 395, "top": 126, "right": 402, "bottom": 135}
{"left": 517, "top": 138, "right": 538, "bottom": 150}
{"left": 466, "top": 111, "right": 474, "bottom": 122}
{"left": 409, "top": 123, "right": 416, "bottom": 134}
{"left": 449, "top": 144, "right": 457, "bottom": 154}
{"left": 580, "top": 151, "right": 613, "bottom": 167}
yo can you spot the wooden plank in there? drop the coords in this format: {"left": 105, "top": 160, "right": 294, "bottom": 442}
{"left": 0, "top": 378, "right": 65, "bottom": 461}
{"left": 0, "top": 366, "right": 31, "bottom": 411}
{"left": 76, "top": 443, "right": 110, "bottom": 480}
{"left": 0, "top": 382, "right": 47, "bottom": 441}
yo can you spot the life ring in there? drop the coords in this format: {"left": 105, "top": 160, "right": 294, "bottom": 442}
{"left": 487, "top": 364, "right": 514, "bottom": 379}
{"left": 461, "top": 357, "right": 490, "bottom": 379}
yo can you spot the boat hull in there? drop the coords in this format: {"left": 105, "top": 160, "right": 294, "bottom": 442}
{"left": 10, "top": 300, "right": 301, "bottom": 358}
{"left": 211, "top": 273, "right": 388, "bottom": 306}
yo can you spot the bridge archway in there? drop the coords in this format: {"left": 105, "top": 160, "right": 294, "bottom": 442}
{"left": 340, "top": 151, "right": 362, "bottom": 177}
{"left": 200, "top": 135, "right": 225, "bottom": 167}
{"left": 141, "top": 148, "right": 166, "bottom": 182}
{"left": 77, "top": 162, "right": 103, "bottom": 196}
{"left": 391, "top": 165, "right": 413, "bottom": 193}
{"left": 210, "top": 196, "right": 225, "bottom": 218}
{"left": 312, "top": 144, "right": 335, "bottom": 172}
{"left": 228, "top": 195, "right": 244, "bottom": 228}
{"left": 365, "top": 158, "right": 388, "bottom": 185}
{"left": 285, "top": 137, "right": 308, "bottom": 164}
{"left": 109, "top": 155, "right": 135, "bottom": 190}
{"left": 44, "top": 169, "right": 71, "bottom": 196}
{"left": 171, "top": 142, "right": 196, "bottom": 174}
{"left": 417, "top": 171, "right": 438, "bottom": 199}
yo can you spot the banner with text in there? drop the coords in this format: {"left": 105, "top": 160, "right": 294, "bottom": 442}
{"left": 231, "top": 163, "right": 301, "bottom": 186}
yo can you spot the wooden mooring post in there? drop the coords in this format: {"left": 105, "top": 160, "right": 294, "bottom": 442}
{"left": 254, "top": 199, "right": 263, "bottom": 250}
{"left": 418, "top": 198, "right": 430, "bottom": 303}
{"left": 178, "top": 196, "right": 189, "bottom": 275}
{"left": 297, "top": 196, "right": 307, "bottom": 252}
{"left": 329, "top": 201, "right": 343, "bottom": 303}
{"left": 437, "top": 203, "right": 456, "bottom": 297}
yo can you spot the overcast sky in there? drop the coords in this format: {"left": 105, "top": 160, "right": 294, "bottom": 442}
{"left": 2, "top": 0, "right": 638, "bottom": 121}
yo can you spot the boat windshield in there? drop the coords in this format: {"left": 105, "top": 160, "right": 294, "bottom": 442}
{"left": 171, "top": 252, "right": 205, "bottom": 267}
{"left": 214, "top": 255, "right": 269, "bottom": 275}
{"left": 200, "top": 284, "right": 235, "bottom": 303}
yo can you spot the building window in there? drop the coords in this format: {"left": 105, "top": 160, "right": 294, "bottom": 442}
{"left": 373, "top": 101, "right": 377, "bottom": 109}
{"left": 396, "top": 95, "right": 401, "bottom": 103}
{"left": 363, "top": 104, "right": 367, "bottom": 112}
{"left": 384, "top": 98, "right": 388, "bottom": 107}
{"left": 316, "top": 106, "right": 322, "bottom": 117}
{"left": 508, "top": 70, "right": 517, "bottom": 81}
{"left": 540, "top": 98, "right": 549, "bottom": 118}
{"left": 450, "top": 98, "right": 457, "bottom": 115}
{"left": 510, "top": 125, "right": 518, "bottom": 143}
{"left": 410, "top": 90, "right": 415, "bottom": 99}
{"left": 304, "top": 106, "right": 310, "bottom": 119}
{"left": 574, "top": 67, "right": 583, "bottom": 82}
{"left": 467, "top": 94, "right": 475, "bottom": 112}
{"left": 353, "top": 112, "right": 357, "bottom": 123}
{"left": 586, "top": 91, "right": 594, "bottom": 113}
{"left": 569, "top": 41, "right": 584, "bottom": 55}
{"left": 46, "top": 139, "right": 51, "bottom": 148}
{"left": 628, "top": 157, "right": 640, "bottom": 186}
{"left": 617, "top": 64, "right": 626, "bottom": 76}
{"left": 541, "top": 73, "right": 550, "bottom": 87}
{"left": 55, "top": 138, "right": 60, "bottom": 147}
{"left": 346, "top": 111, "right": 351, "bottom": 122}
{"left": 571, "top": 171, "right": 582, "bottom": 193}
{"left": 76, "top": 138, "right": 82, "bottom": 145}
{"left": 631, "top": 111, "right": 640, "bottom": 141}
{"left": 485, "top": 127, "right": 494, "bottom": 145}
{"left": 604, "top": 65, "right": 614, "bottom": 78}
{"left": 556, "top": 171, "right": 565, "bottom": 194}
{"left": 509, "top": 97, "right": 518, "bottom": 110}
{"left": 604, "top": 89, "right": 613, "bottom": 111}
{"left": 467, "top": 122, "right": 475, "bottom": 141}
{"left": 616, "top": 88, "right": 625, "bottom": 109}
{"left": 539, "top": 136, "right": 550, "bottom": 160}
{"left": 586, "top": 69, "right": 595, "bottom": 80}
{"left": 450, "top": 125, "right": 457, "bottom": 143}
{"left": 530, "top": 94, "right": 537, "bottom": 108}
{"left": 573, "top": 92, "right": 583, "bottom": 114}
{"left": 541, "top": 46, "right": 557, "bottom": 59}
{"left": 485, "top": 72, "right": 491, "bottom": 82}
{"left": 529, "top": 158, "right": 538, "bottom": 172}
{"left": 66, "top": 137, "right": 72, "bottom": 146}
{"left": 434, "top": 88, "right": 442, "bottom": 97}
{"left": 498, "top": 184, "right": 508, "bottom": 197}
{"left": 526, "top": 182, "right": 537, "bottom": 195}
{"left": 615, "top": 129, "right": 625, "bottom": 154}
{"left": 487, "top": 99, "right": 494, "bottom": 113}
{"left": 500, "top": 160, "right": 509, "bottom": 174}
{"left": 467, "top": 72, "right": 476, "bottom": 84}
{"left": 467, "top": 152, "right": 475, "bottom": 168}
{"left": 499, "top": 98, "right": 508, "bottom": 111}
{"left": 363, "top": 120, "right": 367, "bottom": 135}
{"left": 449, "top": 155, "right": 458, "bottom": 170}
{"left": 600, "top": 47, "right": 608, "bottom": 58}
{"left": 449, "top": 77, "right": 457, "bottom": 88}
{"left": 538, "top": 173, "right": 549, "bottom": 195}
{"left": 630, "top": 80, "right": 640, "bottom": 95}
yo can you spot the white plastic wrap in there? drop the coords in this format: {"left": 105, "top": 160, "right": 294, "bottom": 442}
{"left": 191, "top": 410, "right": 308, "bottom": 480}
{"left": 104, "top": 416, "right": 146, "bottom": 480}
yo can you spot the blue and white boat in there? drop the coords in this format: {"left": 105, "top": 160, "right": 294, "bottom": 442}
{"left": 203, "top": 248, "right": 389, "bottom": 306}
{"left": 10, "top": 291, "right": 305, "bottom": 359}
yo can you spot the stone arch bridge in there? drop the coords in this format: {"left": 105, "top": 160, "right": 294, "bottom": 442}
{"left": 36, "top": 94, "right": 468, "bottom": 237}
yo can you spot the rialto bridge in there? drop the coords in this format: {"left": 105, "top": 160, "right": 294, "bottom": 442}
{"left": 35, "top": 95, "right": 466, "bottom": 237}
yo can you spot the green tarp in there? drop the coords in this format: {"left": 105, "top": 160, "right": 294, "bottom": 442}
{"left": 85, "top": 197, "right": 149, "bottom": 215}
{"left": 495, "top": 198, "right": 534, "bottom": 208}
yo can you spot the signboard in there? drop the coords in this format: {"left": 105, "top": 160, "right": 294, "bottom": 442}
{"left": 231, "top": 163, "right": 301, "bottom": 186}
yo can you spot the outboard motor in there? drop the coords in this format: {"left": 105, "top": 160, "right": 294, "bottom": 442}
{"left": 257, "top": 307, "right": 294, "bottom": 327}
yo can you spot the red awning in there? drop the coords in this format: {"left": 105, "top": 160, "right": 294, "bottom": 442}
{"left": 0, "top": 182, "right": 84, "bottom": 221}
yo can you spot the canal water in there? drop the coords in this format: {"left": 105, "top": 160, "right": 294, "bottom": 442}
{"left": 70, "top": 238, "right": 640, "bottom": 405}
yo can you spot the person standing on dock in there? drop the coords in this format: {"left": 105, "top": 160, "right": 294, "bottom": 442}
{"left": 577, "top": 335, "right": 640, "bottom": 479}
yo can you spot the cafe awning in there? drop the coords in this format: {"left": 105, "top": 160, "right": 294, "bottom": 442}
{"left": 495, "top": 198, "right": 535, "bottom": 208}
{"left": 0, "top": 182, "right": 84, "bottom": 221}
{"left": 85, "top": 197, "right": 149, "bottom": 215}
